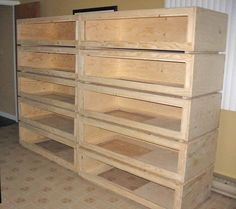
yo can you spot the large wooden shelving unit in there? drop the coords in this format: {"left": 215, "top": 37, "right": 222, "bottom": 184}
{"left": 17, "top": 7, "right": 227, "bottom": 209}
{"left": 17, "top": 16, "right": 79, "bottom": 171}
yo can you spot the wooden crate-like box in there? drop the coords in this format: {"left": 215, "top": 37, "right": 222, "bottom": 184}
{"left": 19, "top": 122, "right": 76, "bottom": 171}
{"left": 79, "top": 50, "right": 225, "bottom": 97}
{"left": 18, "top": 72, "right": 76, "bottom": 111}
{"left": 78, "top": 149, "right": 213, "bottom": 209}
{"left": 79, "top": 84, "right": 221, "bottom": 141}
{"left": 19, "top": 98, "right": 76, "bottom": 140}
{"left": 79, "top": 7, "right": 227, "bottom": 52}
{"left": 79, "top": 117, "right": 217, "bottom": 183}
{"left": 17, "top": 47, "right": 78, "bottom": 79}
{"left": 17, "top": 15, "right": 79, "bottom": 46}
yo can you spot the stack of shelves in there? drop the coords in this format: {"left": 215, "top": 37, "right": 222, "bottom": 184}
{"left": 78, "top": 8, "right": 227, "bottom": 209}
{"left": 17, "top": 16, "right": 79, "bottom": 171}
{"left": 16, "top": 7, "right": 227, "bottom": 209}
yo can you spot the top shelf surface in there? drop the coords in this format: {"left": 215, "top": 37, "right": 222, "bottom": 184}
{"left": 17, "top": 7, "right": 227, "bottom": 52}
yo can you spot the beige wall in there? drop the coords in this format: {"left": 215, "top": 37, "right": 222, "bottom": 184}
{"left": 19, "top": 0, "right": 236, "bottom": 179}
{"left": 215, "top": 110, "right": 236, "bottom": 179}
{"left": 0, "top": 6, "right": 16, "bottom": 117}
{"left": 20, "top": 0, "right": 164, "bottom": 16}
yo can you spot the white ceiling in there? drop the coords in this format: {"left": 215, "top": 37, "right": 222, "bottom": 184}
{"left": 0, "top": 0, "right": 20, "bottom": 5}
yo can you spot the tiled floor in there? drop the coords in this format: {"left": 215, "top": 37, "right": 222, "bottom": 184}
{"left": 0, "top": 124, "right": 236, "bottom": 209}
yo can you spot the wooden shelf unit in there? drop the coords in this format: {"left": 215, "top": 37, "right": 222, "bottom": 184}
{"left": 79, "top": 7, "right": 227, "bottom": 52}
{"left": 78, "top": 49, "right": 225, "bottom": 97}
{"left": 17, "top": 46, "right": 78, "bottom": 79}
{"left": 19, "top": 98, "right": 76, "bottom": 140}
{"left": 76, "top": 7, "right": 227, "bottom": 209}
{"left": 20, "top": 122, "right": 76, "bottom": 171}
{"left": 79, "top": 83, "right": 221, "bottom": 141}
{"left": 17, "top": 15, "right": 79, "bottom": 46}
{"left": 17, "top": 16, "right": 79, "bottom": 171}
{"left": 78, "top": 149, "right": 213, "bottom": 209}
{"left": 16, "top": 8, "right": 227, "bottom": 209}
{"left": 79, "top": 117, "right": 217, "bottom": 183}
{"left": 18, "top": 72, "right": 76, "bottom": 111}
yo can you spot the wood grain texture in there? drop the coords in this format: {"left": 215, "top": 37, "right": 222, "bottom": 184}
{"left": 79, "top": 7, "right": 227, "bottom": 52}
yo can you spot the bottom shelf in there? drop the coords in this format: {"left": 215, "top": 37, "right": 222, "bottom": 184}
{"left": 36, "top": 140, "right": 74, "bottom": 163}
{"left": 99, "top": 168, "right": 174, "bottom": 209}
{"left": 19, "top": 123, "right": 76, "bottom": 171}
{"left": 79, "top": 149, "right": 213, "bottom": 209}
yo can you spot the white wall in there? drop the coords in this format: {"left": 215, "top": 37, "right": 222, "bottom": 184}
{"left": 165, "top": 0, "right": 236, "bottom": 111}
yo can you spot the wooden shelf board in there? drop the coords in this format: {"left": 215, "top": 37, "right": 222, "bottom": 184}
{"left": 99, "top": 167, "right": 174, "bottom": 209}
{"left": 106, "top": 110, "right": 181, "bottom": 131}
{"left": 97, "top": 137, "right": 178, "bottom": 173}
{"left": 38, "top": 92, "right": 74, "bottom": 104}
{"left": 118, "top": 77, "right": 184, "bottom": 88}
{"left": 17, "top": 40, "right": 77, "bottom": 47}
{"left": 18, "top": 66, "right": 76, "bottom": 79}
{"left": 31, "top": 113, "right": 74, "bottom": 134}
{"left": 36, "top": 139, "right": 74, "bottom": 163}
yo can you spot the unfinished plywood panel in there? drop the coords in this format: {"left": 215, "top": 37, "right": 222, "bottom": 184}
{"left": 80, "top": 7, "right": 227, "bottom": 51}
{"left": 19, "top": 98, "right": 76, "bottom": 140}
{"left": 78, "top": 149, "right": 213, "bottom": 209}
{"left": 18, "top": 74, "right": 76, "bottom": 110}
{"left": 19, "top": 122, "right": 76, "bottom": 171}
{"left": 79, "top": 84, "right": 221, "bottom": 140}
{"left": 17, "top": 15, "right": 79, "bottom": 46}
{"left": 79, "top": 117, "right": 217, "bottom": 182}
{"left": 79, "top": 50, "right": 225, "bottom": 97}
{"left": 17, "top": 47, "right": 77, "bottom": 79}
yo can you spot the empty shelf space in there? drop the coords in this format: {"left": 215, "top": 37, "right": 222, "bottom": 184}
{"left": 18, "top": 76, "right": 75, "bottom": 110}
{"left": 38, "top": 92, "right": 74, "bottom": 104}
{"left": 82, "top": 123, "right": 178, "bottom": 174}
{"left": 82, "top": 88, "right": 182, "bottom": 136}
{"left": 80, "top": 8, "right": 227, "bottom": 52}
{"left": 106, "top": 138, "right": 177, "bottom": 171}
{"left": 84, "top": 16, "right": 188, "bottom": 47}
{"left": 100, "top": 168, "right": 174, "bottom": 209}
{"left": 17, "top": 21, "right": 76, "bottom": 45}
{"left": 37, "top": 140, "right": 74, "bottom": 163}
{"left": 17, "top": 48, "right": 76, "bottom": 78}
{"left": 19, "top": 100, "right": 75, "bottom": 139}
{"left": 100, "top": 139, "right": 178, "bottom": 172}
{"left": 79, "top": 49, "right": 226, "bottom": 97}
{"left": 80, "top": 154, "right": 175, "bottom": 209}
{"left": 106, "top": 110, "right": 181, "bottom": 131}
{"left": 19, "top": 124, "right": 75, "bottom": 171}
{"left": 32, "top": 114, "right": 74, "bottom": 134}
{"left": 81, "top": 84, "right": 222, "bottom": 140}
{"left": 81, "top": 52, "right": 186, "bottom": 89}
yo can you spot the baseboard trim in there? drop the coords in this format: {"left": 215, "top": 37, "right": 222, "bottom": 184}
{"left": 0, "top": 111, "right": 17, "bottom": 121}
{"left": 212, "top": 174, "right": 236, "bottom": 199}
